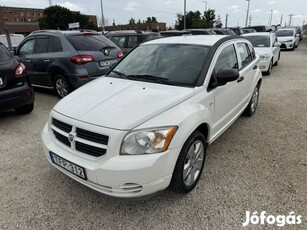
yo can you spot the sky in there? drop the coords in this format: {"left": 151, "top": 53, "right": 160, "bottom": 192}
{"left": 1, "top": 0, "right": 307, "bottom": 27}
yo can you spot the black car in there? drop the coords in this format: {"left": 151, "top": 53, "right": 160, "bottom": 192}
{"left": 159, "top": 30, "right": 192, "bottom": 37}
{"left": 243, "top": 25, "right": 269, "bottom": 32}
{"left": 211, "top": 28, "right": 236, "bottom": 35}
{"left": 15, "top": 30, "right": 122, "bottom": 98}
{"left": 229, "top": 27, "right": 244, "bottom": 35}
{"left": 0, "top": 43, "right": 34, "bottom": 114}
{"left": 185, "top": 29, "right": 215, "bottom": 35}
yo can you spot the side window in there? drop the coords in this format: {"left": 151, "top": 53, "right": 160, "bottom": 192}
{"left": 48, "top": 36, "right": 63, "bottom": 52}
{"left": 237, "top": 42, "right": 252, "bottom": 69}
{"left": 35, "top": 36, "right": 49, "bottom": 54}
{"left": 248, "top": 43, "right": 256, "bottom": 60}
{"left": 111, "top": 36, "right": 125, "bottom": 48}
{"left": 19, "top": 39, "right": 35, "bottom": 55}
{"left": 214, "top": 44, "right": 238, "bottom": 73}
{"left": 127, "top": 36, "right": 138, "bottom": 48}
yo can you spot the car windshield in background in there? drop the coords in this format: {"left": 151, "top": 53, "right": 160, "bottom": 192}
{"left": 143, "top": 34, "right": 160, "bottom": 41}
{"left": 276, "top": 30, "right": 294, "bottom": 37}
{"left": 66, "top": 34, "right": 115, "bottom": 51}
{"left": 108, "top": 44, "right": 210, "bottom": 86}
{"left": 0, "top": 44, "right": 12, "bottom": 62}
{"left": 245, "top": 36, "right": 270, "bottom": 47}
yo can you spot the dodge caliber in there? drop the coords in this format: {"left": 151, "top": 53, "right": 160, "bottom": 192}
{"left": 41, "top": 35, "right": 262, "bottom": 198}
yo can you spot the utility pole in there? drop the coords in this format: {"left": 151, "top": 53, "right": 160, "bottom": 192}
{"left": 100, "top": 0, "right": 105, "bottom": 32}
{"left": 248, "top": 14, "right": 252, "bottom": 26}
{"left": 48, "top": 0, "right": 52, "bottom": 7}
{"left": 280, "top": 14, "right": 283, "bottom": 26}
{"left": 202, "top": 1, "right": 208, "bottom": 12}
{"left": 225, "top": 14, "right": 228, "bottom": 28}
{"left": 245, "top": 0, "right": 251, "bottom": 27}
{"left": 184, "top": 0, "right": 186, "bottom": 30}
{"left": 288, "top": 14, "right": 294, "bottom": 26}
{"left": 269, "top": 10, "right": 273, "bottom": 26}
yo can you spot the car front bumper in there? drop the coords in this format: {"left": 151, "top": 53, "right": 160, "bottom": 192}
{"left": 280, "top": 41, "right": 295, "bottom": 49}
{"left": 41, "top": 122, "right": 180, "bottom": 198}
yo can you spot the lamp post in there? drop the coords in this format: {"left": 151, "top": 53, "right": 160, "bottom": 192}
{"left": 100, "top": 0, "right": 105, "bottom": 32}
{"left": 184, "top": 0, "right": 186, "bottom": 30}
{"left": 245, "top": 0, "right": 250, "bottom": 27}
{"left": 202, "top": 1, "right": 208, "bottom": 12}
{"left": 269, "top": 10, "right": 273, "bottom": 26}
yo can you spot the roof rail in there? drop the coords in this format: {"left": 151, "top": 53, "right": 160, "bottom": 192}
{"left": 30, "top": 30, "right": 62, "bottom": 34}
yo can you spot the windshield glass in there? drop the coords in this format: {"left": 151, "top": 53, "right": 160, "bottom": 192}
{"left": 276, "top": 30, "right": 294, "bottom": 37}
{"left": 108, "top": 44, "right": 210, "bottom": 86}
{"left": 245, "top": 36, "right": 270, "bottom": 47}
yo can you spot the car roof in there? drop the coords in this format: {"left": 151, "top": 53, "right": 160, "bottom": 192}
{"left": 143, "top": 35, "right": 239, "bottom": 46}
{"left": 29, "top": 30, "right": 102, "bottom": 36}
{"left": 106, "top": 30, "right": 157, "bottom": 35}
{"left": 242, "top": 32, "right": 271, "bottom": 37}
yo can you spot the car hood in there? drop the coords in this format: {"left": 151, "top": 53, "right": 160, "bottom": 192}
{"left": 53, "top": 77, "right": 195, "bottom": 130}
{"left": 277, "top": 36, "right": 294, "bottom": 42}
{"left": 254, "top": 47, "right": 272, "bottom": 55}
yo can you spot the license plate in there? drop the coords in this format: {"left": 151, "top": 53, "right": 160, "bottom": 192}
{"left": 50, "top": 152, "right": 86, "bottom": 180}
{"left": 99, "top": 60, "right": 110, "bottom": 67}
{"left": 0, "top": 77, "right": 3, "bottom": 86}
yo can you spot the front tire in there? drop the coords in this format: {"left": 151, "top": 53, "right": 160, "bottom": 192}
{"left": 264, "top": 59, "right": 273, "bottom": 75}
{"left": 170, "top": 131, "right": 207, "bottom": 194}
{"left": 54, "top": 74, "right": 72, "bottom": 98}
{"left": 273, "top": 52, "right": 280, "bottom": 66}
{"left": 243, "top": 84, "right": 260, "bottom": 116}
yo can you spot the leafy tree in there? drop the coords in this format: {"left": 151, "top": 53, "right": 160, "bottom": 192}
{"left": 203, "top": 9, "right": 216, "bottom": 28}
{"left": 39, "top": 5, "right": 97, "bottom": 30}
{"left": 214, "top": 15, "right": 223, "bottom": 28}
{"left": 145, "top": 17, "right": 158, "bottom": 23}
{"left": 175, "top": 9, "right": 216, "bottom": 30}
{"left": 129, "top": 17, "right": 136, "bottom": 25}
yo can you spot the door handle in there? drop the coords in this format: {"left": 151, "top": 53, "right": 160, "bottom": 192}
{"left": 25, "top": 59, "right": 31, "bottom": 63}
{"left": 237, "top": 76, "right": 244, "bottom": 82}
{"left": 253, "top": 65, "right": 257, "bottom": 70}
{"left": 44, "top": 59, "right": 50, "bottom": 62}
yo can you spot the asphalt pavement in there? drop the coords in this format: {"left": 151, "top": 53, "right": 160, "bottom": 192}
{"left": 0, "top": 40, "right": 306, "bottom": 230}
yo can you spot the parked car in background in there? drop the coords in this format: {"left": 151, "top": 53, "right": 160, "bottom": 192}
{"left": 211, "top": 28, "right": 236, "bottom": 35}
{"left": 243, "top": 32, "right": 280, "bottom": 75}
{"left": 15, "top": 30, "right": 122, "bottom": 98}
{"left": 243, "top": 28, "right": 257, "bottom": 34}
{"left": 42, "top": 35, "right": 262, "bottom": 198}
{"left": 160, "top": 30, "right": 191, "bottom": 37}
{"left": 106, "top": 30, "right": 160, "bottom": 55}
{"left": 0, "top": 34, "right": 25, "bottom": 50}
{"left": 0, "top": 42, "right": 34, "bottom": 114}
{"left": 229, "top": 27, "right": 244, "bottom": 35}
{"left": 185, "top": 29, "right": 215, "bottom": 35}
{"left": 285, "top": 26, "right": 303, "bottom": 41}
{"left": 243, "top": 25, "right": 269, "bottom": 32}
{"left": 275, "top": 28, "right": 299, "bottom": 51}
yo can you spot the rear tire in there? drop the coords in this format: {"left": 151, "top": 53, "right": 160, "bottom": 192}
{"left": 170, "top": 131, "right": 207, "bottom": 194}
{"left": 15, "top": 103, "right": 34, "bottom": 115}
{"left": 243, "top": 84, "right": 260, "bottom": 117}
{"left": 54, "top": 74, "right": 72, "bottom": 99}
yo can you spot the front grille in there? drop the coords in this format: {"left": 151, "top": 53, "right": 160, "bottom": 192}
{"left": 53, "top": 130, "right": 71, "bottom": 147}
{"left": 76, "top": 128, "right": 109, "bottom": 145}
{"left": 51, "top": 117, "right": 108, "bottom": 157}
{"left": 52, "top": 118, "right": 72, "bottom": 133}
{"left": 75, "top": 142, "right": 106, "bottom": 157}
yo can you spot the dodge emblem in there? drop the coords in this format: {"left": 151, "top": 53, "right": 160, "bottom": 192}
{"left": 69, "top": 133, "right": 75, "bottom": 142}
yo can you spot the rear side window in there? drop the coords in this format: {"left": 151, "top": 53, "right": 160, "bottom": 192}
{"left": 127, "top": 36, "right": 138, "bottom": 48}
{"left": 237, "top": 42, "right": 253, "bottom": 69}
{"left": 35, "top": 36, "right": 49, "bottom": 53}
{"left": 48, "top": 36, "right": 63, "bottom": 52}
{"left": 214, "top": 45, "right": 238, "bottom": 72}
{"left": 111, "top": 36, "right": 126, "bottom": 48}
{"left": 67, "top": 34, "right": 115, "bottom": 51}
{"left": 0, "top": 44, "right": 12, "bottom": 62}
{"left": 214, "top": 30, "right": 224, "bottom": 35}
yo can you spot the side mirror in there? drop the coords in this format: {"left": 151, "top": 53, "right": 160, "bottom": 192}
{"left": 274, "top": 42, "right": 281, "bottom": 47}
{"left": 296, "top": 34, "right": 300, "bottom": 37}
{"left": 216, "top": 68, "right": 240, "bottom": 85}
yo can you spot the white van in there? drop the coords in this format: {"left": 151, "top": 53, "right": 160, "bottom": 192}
{"left": 0, "top": 34, "right": 25, "bottom": 49}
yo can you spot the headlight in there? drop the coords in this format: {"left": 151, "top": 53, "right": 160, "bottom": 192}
{"left": 260, "top": 53, "right": 270, "bottom": 60}
{"left": 120, "top": 126, "right": 178, "bottom": 155}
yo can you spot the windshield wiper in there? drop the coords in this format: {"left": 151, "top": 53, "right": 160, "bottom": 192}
{"left": 124, "top": 74, "right": 173, "bottom": 84}
{"left": 110, "top": 70, "right": 126, "bottom": 78}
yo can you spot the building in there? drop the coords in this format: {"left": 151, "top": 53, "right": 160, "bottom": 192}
{"left": 0, "top": 6, "right": 97, "bottom": 36}
{"left": 104, "top": 23, "right": 167, "bottom": 32}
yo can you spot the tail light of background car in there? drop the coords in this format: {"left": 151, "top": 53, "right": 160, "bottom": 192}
{"left": 117, "top": 51, "right": 123, "bottom": 58}
{"left": 71, "top": 55, "right": 95, "bottom": 65}
{"left": 15, "top": 63, "right": 28, "bottom": 77}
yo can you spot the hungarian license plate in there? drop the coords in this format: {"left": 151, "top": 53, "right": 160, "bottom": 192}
{"left": 50, "top": 152, "right": 86, "bottom": 180}
{"left": 0, "top": 77, "right": 3, "bottom": 86}
{"left": 99, "top": 60, "right": 110, "bottom": 67}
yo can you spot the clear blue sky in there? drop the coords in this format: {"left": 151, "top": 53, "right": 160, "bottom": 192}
{"left": 1, "top": 0, "right": 306, "bottom": 27}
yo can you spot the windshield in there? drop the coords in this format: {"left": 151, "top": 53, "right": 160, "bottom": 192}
{"left": 275, "top": 30, "right": 294, "bottom": 37}
{"left": 245, "top": 36, "right": 270, "bottom": 47}
{"left": 107, "top": 44, "right": 210, "bottom": 86}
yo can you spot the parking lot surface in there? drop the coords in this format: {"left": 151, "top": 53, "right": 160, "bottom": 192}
{"left": 0, "top": 41, "right": 306, "bottom": 229}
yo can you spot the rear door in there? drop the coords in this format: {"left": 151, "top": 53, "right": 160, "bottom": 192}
{"left": 66, "top": 34, "right": 120, "bottom": 77}
{"left": 16, "top": 38, "right": 36, "bottom": 82}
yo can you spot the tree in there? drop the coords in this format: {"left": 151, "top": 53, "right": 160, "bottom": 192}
{"left": 39, "top": 5, "right": 97, "bottom": 30}
{"left": 203, "top": 9, "right": 216, "bottom": 28}
{"left": 214, "top": 15, "right": 223, "bottom": 28}
{"left": 129, "top": 17, "right": 136, "bottom": 25}
{"left": 145, "top": 17, "right": 158, "bottom": 23}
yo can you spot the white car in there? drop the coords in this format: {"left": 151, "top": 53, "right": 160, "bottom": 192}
{"left": 275, "top": 28, "right": 300, "bottom": 50}
{"left": 41, "top": 35, "right": 262, "bottom": 198}
{"left": 243, "top": 32, "right": 281, "bottom": 75}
